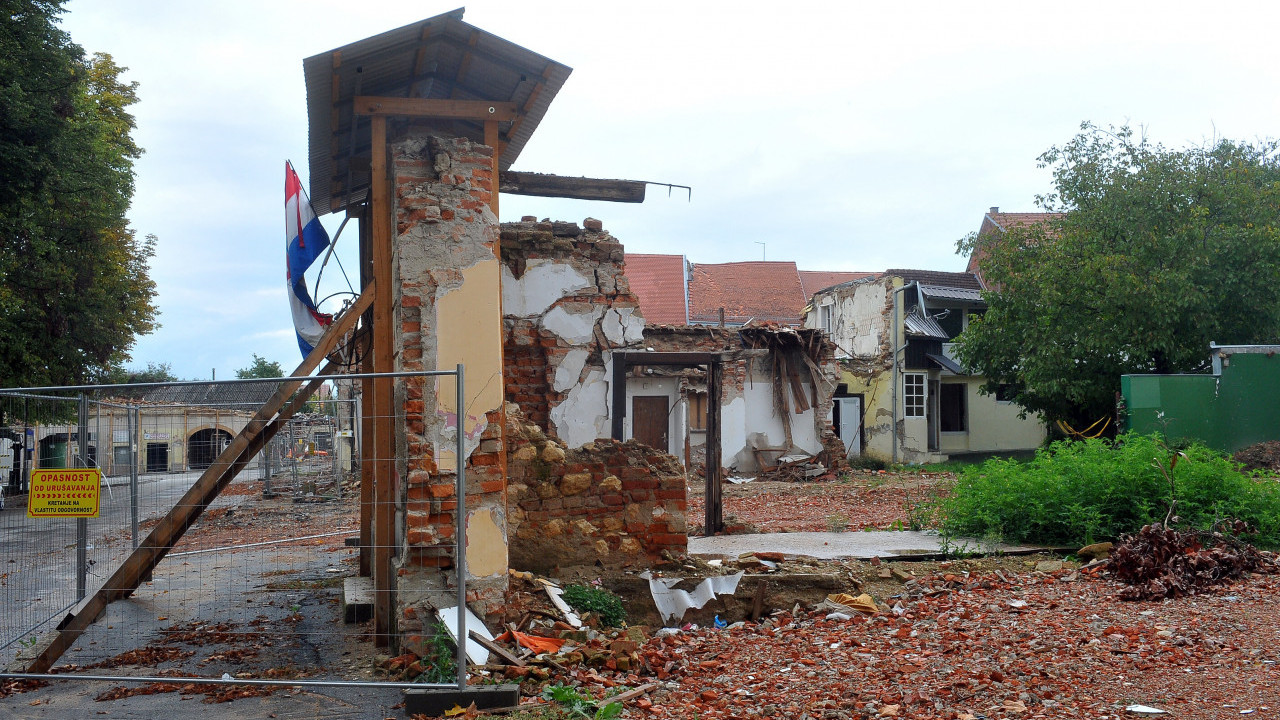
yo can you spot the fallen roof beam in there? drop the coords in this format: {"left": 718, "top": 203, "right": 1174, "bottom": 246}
{"left": 498, "top": 171, "right": 647, "bottom": 203}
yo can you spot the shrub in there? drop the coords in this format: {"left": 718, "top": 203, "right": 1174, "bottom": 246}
{"left": 939, "top": 433, "right": 1280, "bottom": 548}
{"left": 561, "top": 584, "right": 626, "bottom": 627}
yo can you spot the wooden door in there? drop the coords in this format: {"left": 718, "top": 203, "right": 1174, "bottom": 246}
{"left": 632, "top": 396, "right": 669, "bottom": 452}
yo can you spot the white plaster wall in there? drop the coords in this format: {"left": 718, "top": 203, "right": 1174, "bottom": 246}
{"left": 501, "top": 260, "right": 593, "bottom": 318}
{"left": 734, "top": 367, "right": 822, "bottom": 466}
{"left": 623, "top": 377, "right": 681, "bottom": 460}
{"left": 542, "top": 305, "right": 604, "bottom": 345}
{"left": 960, "top": 377, "right": 1047, "bottom": 452}
{"left": 549, "top": 367, "right": 610, "bottom": 448}
{"left": 720, "top": 396, "right": 747, "bottom": 469}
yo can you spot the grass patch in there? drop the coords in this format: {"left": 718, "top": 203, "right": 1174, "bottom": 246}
{"left": 939, "top": 433, "right": 1280, "bottom": 548}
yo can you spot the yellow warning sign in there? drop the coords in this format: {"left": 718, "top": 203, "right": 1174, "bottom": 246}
{"left": 28, "top": 468, "right": 101, "bottom": 518}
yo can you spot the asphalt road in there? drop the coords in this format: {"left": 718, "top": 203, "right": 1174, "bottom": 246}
{"left": 0, "top": 471, "right": 209, "bottom": 657}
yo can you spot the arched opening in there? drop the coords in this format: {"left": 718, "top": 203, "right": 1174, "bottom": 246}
{"left": 188, "top": 428, "right": 232, "bottom": 470}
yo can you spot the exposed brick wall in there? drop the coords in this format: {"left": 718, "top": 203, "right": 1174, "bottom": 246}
{"left": 388, "top": 128, "right": 509, "bottom": 652}
{"left": 504, "top": 408, "right": 687, "bottom": 572}
{"left": 500, "top": 218, "right": 645, "bottom": 447}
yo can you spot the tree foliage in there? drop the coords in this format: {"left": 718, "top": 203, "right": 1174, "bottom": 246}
{"left": 0, "top": 1, "right": 158, "bottom": 388}
{"left": 956, "top": 123, "right": 1280, "bottom": 426}
{"left": 235, "top": 354, "right": 284, "bottom": 379}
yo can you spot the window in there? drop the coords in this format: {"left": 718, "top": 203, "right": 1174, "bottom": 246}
{"left": 936, "top": 308, "right": 964, "bottom": 339}
{"left": 903, "top": 373, "right": 925, "bottom": 418}
{"left": 995, "top": 384, "right": 1017, "bottom": 403}
{"left": 940, "top": 383, "right": 967, "bottom": 432}
{"left": 819, "top": 304, "right": 833, "bottom": 335}
{"left": 688, "top": 392, "right": 708, "bottom": 431}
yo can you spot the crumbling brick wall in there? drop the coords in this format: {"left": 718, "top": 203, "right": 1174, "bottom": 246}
{"left": 389, "top": 127, "right": 509, "bottom": 651}
{"left": 642, "top": 325, "right": 845, "bottom": 473}
{"left": 500, "top": 218, "right": 645, "bottom": 448}
{"left": 504, "top": 407, "right": 687, "bottom": 572}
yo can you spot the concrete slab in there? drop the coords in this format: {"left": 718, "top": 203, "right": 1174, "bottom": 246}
{"left": 342, "top": 576, "right": 374, "bottom": 623}
{"left": 404, "top": 684, "right": 520, "bottom": 717}
{"left": 688, "top": 531, "right": 1042, "bottom": 560}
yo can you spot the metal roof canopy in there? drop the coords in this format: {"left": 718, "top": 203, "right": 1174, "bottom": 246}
{"left": 303, "top": 8, "right": 572, "bottom": 215}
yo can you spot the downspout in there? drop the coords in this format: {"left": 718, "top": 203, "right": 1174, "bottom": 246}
{"left": 890, "top": 283, "right": 910, "bottom": 465}
{"left": 682, "top": 256, "right": 691, "bottom": 324}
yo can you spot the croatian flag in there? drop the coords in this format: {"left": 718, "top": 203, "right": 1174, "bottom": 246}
{"left": 285, "top": 161, "right": 333, "bottom": 358}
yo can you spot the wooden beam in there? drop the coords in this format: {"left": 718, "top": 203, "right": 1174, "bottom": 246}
{"left": 369, "top": 114, "right": 397, "bottom": 649}
{"left": 498, "top": 171, "right": 646, "bottom": 203}
{"left": 706, "top": 360, "right": 724, "bottom": 535}
{"left": 484, "top": 119, "right": 500, "bottom": 216}
{"left": 26, "top": 292, "right": 371, "bottom": 673}
{"left": 353, "top": 96, "right": 518, "bottom": 121}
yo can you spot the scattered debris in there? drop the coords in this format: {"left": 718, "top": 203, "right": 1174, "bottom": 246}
{"left": 1109, "top": 521, "right": 1278, "bottom": 600}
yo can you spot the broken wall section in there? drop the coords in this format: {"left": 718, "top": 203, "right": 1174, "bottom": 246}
{"left": 642, "top": 325, "right": 844, "bottom": 474}
{"left": 505, "top": 406, "right": 687, "bottom": 573}
{"left": 501, "top": 218, "right": 645, "bottom": 448}
{"left": 389, "top": 128, "right": 509, "bottom": 651}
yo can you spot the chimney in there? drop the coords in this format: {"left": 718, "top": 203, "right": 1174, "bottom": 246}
{"left": 989, "top": 206, "right": 999, "bottom": 214}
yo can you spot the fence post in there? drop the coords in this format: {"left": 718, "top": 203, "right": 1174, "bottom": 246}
{"left": 454, "top": 363, "right": 466, "bottom": 691}
{"left": 129, "top": 406, "right": 140, "bottom": 550}
{"left": 76, "top": 394, "right": 89, "bottom": 601}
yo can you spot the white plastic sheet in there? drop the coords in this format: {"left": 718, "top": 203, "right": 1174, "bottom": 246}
{"left": 639, "top": 571, "right": 745, "bottom": 625}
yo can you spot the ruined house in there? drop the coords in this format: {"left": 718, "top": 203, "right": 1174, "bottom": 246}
{"left": 804, "top": 268, "right": 1046, "bottom": 463}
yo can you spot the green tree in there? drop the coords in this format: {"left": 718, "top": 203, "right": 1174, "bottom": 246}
{"left": 956, "top": 123, "right": 1280, "bottom": 428}
{"left": 236, "top": 354, "right": 284, "bottom": 379}
{"left": 95, "top": 361, "right": 178, "bottom": 385}
{"left": 0, "top": 1, "right": 158, "bottom": 388}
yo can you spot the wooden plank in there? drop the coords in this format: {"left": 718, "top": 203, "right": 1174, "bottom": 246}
{"left": 26, "top": 293, "right": 369, "bottom": 673}
{"left": 498, "top": 171, "right": 646, "bottom": 203}
{"left": 352, "top": 96, "right": 518, "bottom": 121}
{"left": 469, "top": 630, "right": 525, "bottom": 667}
{"left": 615, "top": 351, "right": 725, "bottom": 366}
{"left": 358, "top": 207, "right": 374, "bottom": 578}
{"left": 608, "top": 682, "right": 659, "bottom": 705}
{"left": 369, "top": 114, "right": 396, "bottom": 648}
{"left": 750, "top": 580, "right": 768, "bottom": 622}
{"left": 610, "top": 352, "right": 627, "bottom": 441}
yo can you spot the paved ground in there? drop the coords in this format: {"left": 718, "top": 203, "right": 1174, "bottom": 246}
{"left": 688, "top": 530, "right": 1043, "bottom": 559}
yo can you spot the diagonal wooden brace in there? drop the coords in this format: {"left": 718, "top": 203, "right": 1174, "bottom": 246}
{"left": 26, "top": 287, "right": 373, "bottom": 673}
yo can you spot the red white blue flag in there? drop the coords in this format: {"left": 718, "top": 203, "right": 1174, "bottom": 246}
{"left": 284, "top": 161, "right": 333, "bottom": 358}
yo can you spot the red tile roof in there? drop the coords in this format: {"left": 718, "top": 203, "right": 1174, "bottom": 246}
{"left": 623, "top": 253, "right": 688, "bottom": 325}
{"left": 689, "top": 261, "right": 808, "bottom": 326}
{"left": 799, "top": 270, "right": 874, "bottom": 298}
{"left": 967, "top": 208, "right": 1064, "bottom": 283}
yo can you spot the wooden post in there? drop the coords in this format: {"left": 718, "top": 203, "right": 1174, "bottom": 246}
{"left": 369, "top": 114, "right": 397, "bottom": 648}
{"left": 484, "top": 119, "right": 500, "bottom": 217}
{"left": 705, "top": 359, "right": 723, "bottom": 534}
{"left": 358, "top": 205, "right": 374, "bottom": 577}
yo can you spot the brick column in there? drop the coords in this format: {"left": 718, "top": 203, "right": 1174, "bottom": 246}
{"left": 389, "top": 128, "right": 508, "bottom": 653}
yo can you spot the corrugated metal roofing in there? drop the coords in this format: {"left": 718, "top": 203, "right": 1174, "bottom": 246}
{"left": 918, "top": 284, "right": 984, "bottom": 304}
{"left": 926, "top": 353, "right": 966, "bottom": 375}
{"left": 142, "top": 382, "right": 280, "bottom": 409}
{"left": 904, "top": 308, "right": 949, "bottom": 339}
{"left": 303, "top": 8, "right": 572, "bottom": 215}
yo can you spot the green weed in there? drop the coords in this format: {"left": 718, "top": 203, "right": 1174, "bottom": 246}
{"left": 541, "top": 684, "right": 623, "bottom": 719}
{"left": 939, "top": 433, "right": 1280, "bottom": 548}
{"left": 414, "top": 622, "right": 457, "bottom": 684}
{"left": 561, "top": 584, "right": 626, "bottom": 628}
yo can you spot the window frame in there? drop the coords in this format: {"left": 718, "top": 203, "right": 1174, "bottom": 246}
{"left": 903, "top": 372, "right": 926, "bottom": 418}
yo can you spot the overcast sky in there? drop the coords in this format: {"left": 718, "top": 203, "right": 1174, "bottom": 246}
{"left": 59, "top": 1, "right": 1280, "bottom": 380}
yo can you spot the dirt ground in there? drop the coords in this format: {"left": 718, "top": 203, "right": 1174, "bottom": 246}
{"left": 7, "top": 471, "right": 1279, "bottom": 719}
{"left": 688, "top": 470, "right": 951, "bottom": 534}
